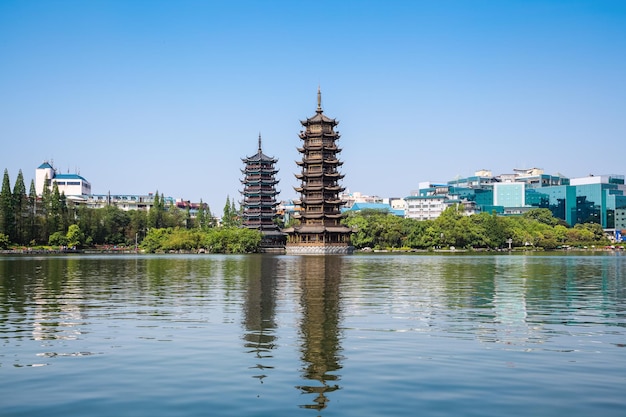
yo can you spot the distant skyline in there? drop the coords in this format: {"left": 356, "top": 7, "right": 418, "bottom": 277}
{"left": 2, "top": 0, "right": 625, "bottom": 211}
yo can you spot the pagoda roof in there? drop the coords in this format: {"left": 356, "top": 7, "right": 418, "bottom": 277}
{"left": 300, "top": 88, "right": 338, "bottom": 126}
{"left": 242, "top": 134, "right": 278, "bottom": 163}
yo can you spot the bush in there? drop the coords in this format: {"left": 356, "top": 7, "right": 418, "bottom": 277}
{"left": 49, "top": 231, "right": 68, "bottom": 247}
{"left": 0, "top": 233, "right": 9, "bottom": 249}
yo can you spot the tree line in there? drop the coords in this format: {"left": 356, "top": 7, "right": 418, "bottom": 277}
{"left": 0, "top": 168, "right": 258, "bottom": 253}
{"left": 341, "top": 206, "right": 611, "bottom": 251}
{"left": 0, "top": 167, "right": 614, "bottom": 253}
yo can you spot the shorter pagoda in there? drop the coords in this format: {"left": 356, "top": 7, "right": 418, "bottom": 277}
{"left": 284, "top": 89, "right": 353, "bottom": 254}
{"left": 241, "top": 134, "right": 285, "bottom": 251}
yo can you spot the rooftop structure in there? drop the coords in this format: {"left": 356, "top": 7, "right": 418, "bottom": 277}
{"left": 35, "top": 161, "right": 91, "bottom": 196}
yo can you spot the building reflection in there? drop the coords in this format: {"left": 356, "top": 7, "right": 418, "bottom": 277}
{"left": 242, "top": 255, "right": 280, "bottom": 383}
{"left": 295, "top": 255, "right": 344, "bottom": 412}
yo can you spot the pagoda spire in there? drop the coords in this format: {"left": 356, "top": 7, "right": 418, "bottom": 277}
{"left": 316, "top": 86, "right": 322, "bottom": 113}
{"left": 258, "top": 132, "right": 262, "bottom": 153}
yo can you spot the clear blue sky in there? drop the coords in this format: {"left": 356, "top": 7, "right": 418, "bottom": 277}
{"left": 1, "top": 0, "right": 625, "bottom": 212}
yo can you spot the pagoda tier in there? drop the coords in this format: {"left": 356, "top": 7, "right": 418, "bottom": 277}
{"left": 284, "top": 89, "right": 353, "bottom": 254}
{"left": 240, "top": 134, "right": 285, "bottom": 250}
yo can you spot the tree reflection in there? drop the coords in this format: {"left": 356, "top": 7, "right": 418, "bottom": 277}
{"left": 295, "top": 255, "right": 344, "bottom": 413}
{"left": 242, "top": 255, "right": 279, "bottom": 383}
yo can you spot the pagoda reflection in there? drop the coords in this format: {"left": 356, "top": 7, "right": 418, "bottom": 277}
{"left": 242, "top": 255, "right": 280, "bottom": 383}
{"left": 295, "top": 255, "right": 344, "bottom": 412}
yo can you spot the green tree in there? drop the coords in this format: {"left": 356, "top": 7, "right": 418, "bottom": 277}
{"left": 222, "top": 196, "right": 236, "bottom": 227}
{"left": 27, "top": 180, "right": 38, "bottom": 244}
{"left": 66, "top": 224, "right": 84, "bottom": 248}
{"left": 196, "top": 199, "right": 209, "bottom": 229}
{"left": 574, "top": 222, "right": 607, "bottom": 242}
{"left": 127, "top": 209, "right": 148, "bottom": 246}
{"left": 101, "top": 205, "right": 130, "bottom": 244}
{"left": 148, "top": 191, "right": 166, "bottom": 229}
{"left": 48, "top": 231, "right": 68, "bottom": 247}
{"left": 403, "top": 218, "right": 433, "bottom": 249}
{"left": 0, "top": 169, "right": 14, "bottom": 240}
{"left": 39, "top": 174, "right": 52, "bottom": 241}
{"left": 12, "top": 170, "right": 28, "bottom": 245}
{"left": 0, "top": 232, "right": 10, "bottom": 249}
{"left": 47, "top": 182, "right": 64, "bottom": 234}
{"left": 434, "top": 204, "right": 464, "bottom": 247}
{"left": 523, "top": 208, "right": 559, "bottom": 226}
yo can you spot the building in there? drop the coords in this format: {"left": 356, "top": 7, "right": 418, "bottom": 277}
{"left": 340, "top": 191, "right": 383, "bottom": 208}
{"left": 415, "top": 168, "right": 626, "bottom": 230}
{"left": 344, "top": 202, "right": 405, "bottom": 217}
{"left": 405, "top": 182, "right": 478, "bottom": 220}
{"left": 72, "top": 193, "right": 175, "bottom": 211}
{"left": 34, "top": 162, "right": 194, "bottom": 216}
{"left": 284, "top": 89, "right": 353, "bottom": 254}
{"left": 36, "top": 161, "right": 91, "bottom": 196}
{"left": 569, "top": 175, "right": 626, "bottom": 228}
{"left": 240, "top": 134, "right": 285, "bottom": 249}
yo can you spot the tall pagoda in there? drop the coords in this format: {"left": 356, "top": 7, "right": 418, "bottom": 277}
{"left": 241, "top": 134, "right": 285, "bottom": 250}
{"left": 284, "top": 89, "right": 353, "bottom": 254}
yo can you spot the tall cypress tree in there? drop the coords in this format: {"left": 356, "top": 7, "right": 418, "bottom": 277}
{"left": 40, "top": 175, "right": 52, "bottom": 241}
{"left": 0, "top": 169, "right": 14, "bottom": 240}
{"left": 28, "top": 180, "right": 38, "bottom": 244}
{"left": 222, "top": 196, "right": 232, "bottom": 227}
{"left": 196, "top": 199, "right": 207, "bottom": 229}
{"left": 49, "top": 181, "right": 63, "bottom": 233}
{"left": 148, "top": 191, "right": 162, "bottom": 229}
{"left": 12, "top": 170, "right": 28, "bottom": 244}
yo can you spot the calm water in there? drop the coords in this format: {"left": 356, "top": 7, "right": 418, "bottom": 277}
{"left": 1, "top": 253, "right": 625, "bottom": 417}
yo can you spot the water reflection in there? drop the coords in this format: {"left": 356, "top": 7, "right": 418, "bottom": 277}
{"left": 242, "top": 255, "right": 279, "bottom": 383}
{"left": 1, "top": 253, "right": 625, "bottom": 416}
{"left": 295, "top": 255, "right": 344, "bottom": 412}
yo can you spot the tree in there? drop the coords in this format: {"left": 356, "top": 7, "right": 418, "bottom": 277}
{"left": 222, "top": 196, "right": 237, "bottom": 227}
{"left": 27, "top": 180, "right": 38, "bottom": 244}
{"left": 127, "top": 209, "right": 147, "bottom": 246}
{"left": 48, "top": 231, "right": 68, "bottom": 247}
{"left": 434, "top": 204, "right": 464, "bottom": 248}
{"left": 48, "top": 182, "right": 64, "bottom": 234}
{"left": 0, "top": 232, "right": 9, "bottom": 249}
{"left": 39, "top": 174, "right": 52, "bottom": 241}
{"left": 523, "top": 208, "right": 559, "bottom": 226}
{"left": 12, "top": 170, "right": 28, "bottom": 245}
{"left": 147, "top": 191, "right": 165, "bottom": 229}
{"left": 0, "top": 169, "right": 14, "bottom": 240}
{"left": 101, "top": 205, "right": 130, "bottom": 244}
{"left": 66, "top": 224, "right": 84, "bottom": 248}
{"left": 196, "top": 199, "right": 208, "bottom": 229}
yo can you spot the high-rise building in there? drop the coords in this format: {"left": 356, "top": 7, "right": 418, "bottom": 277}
{"left": 240, "top": 134, "right": 285, "bottom": 249}
{"left": 284, "top": 89, "right": 353, "bottom": 254}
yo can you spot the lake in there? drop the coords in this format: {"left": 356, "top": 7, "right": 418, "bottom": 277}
{"left": 1, "top": 252, "right": 625, "bottom": 416}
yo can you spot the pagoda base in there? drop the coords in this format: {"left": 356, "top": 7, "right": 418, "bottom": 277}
{"left": 285, "top": 244, "right": 354, "bottom": 255}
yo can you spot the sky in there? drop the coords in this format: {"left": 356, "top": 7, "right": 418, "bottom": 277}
{"left": 1, "top": 0, "right": 625, "bottom": 212}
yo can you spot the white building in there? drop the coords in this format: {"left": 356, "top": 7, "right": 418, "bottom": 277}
{"left": 404, "top": 195, "right": 451, "bottom": 220}
{"left": 340, "top": 191, "right": 383, "bottom": 208}
{"left": 35, "top": 161, "right": 91, "bottom": 196}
